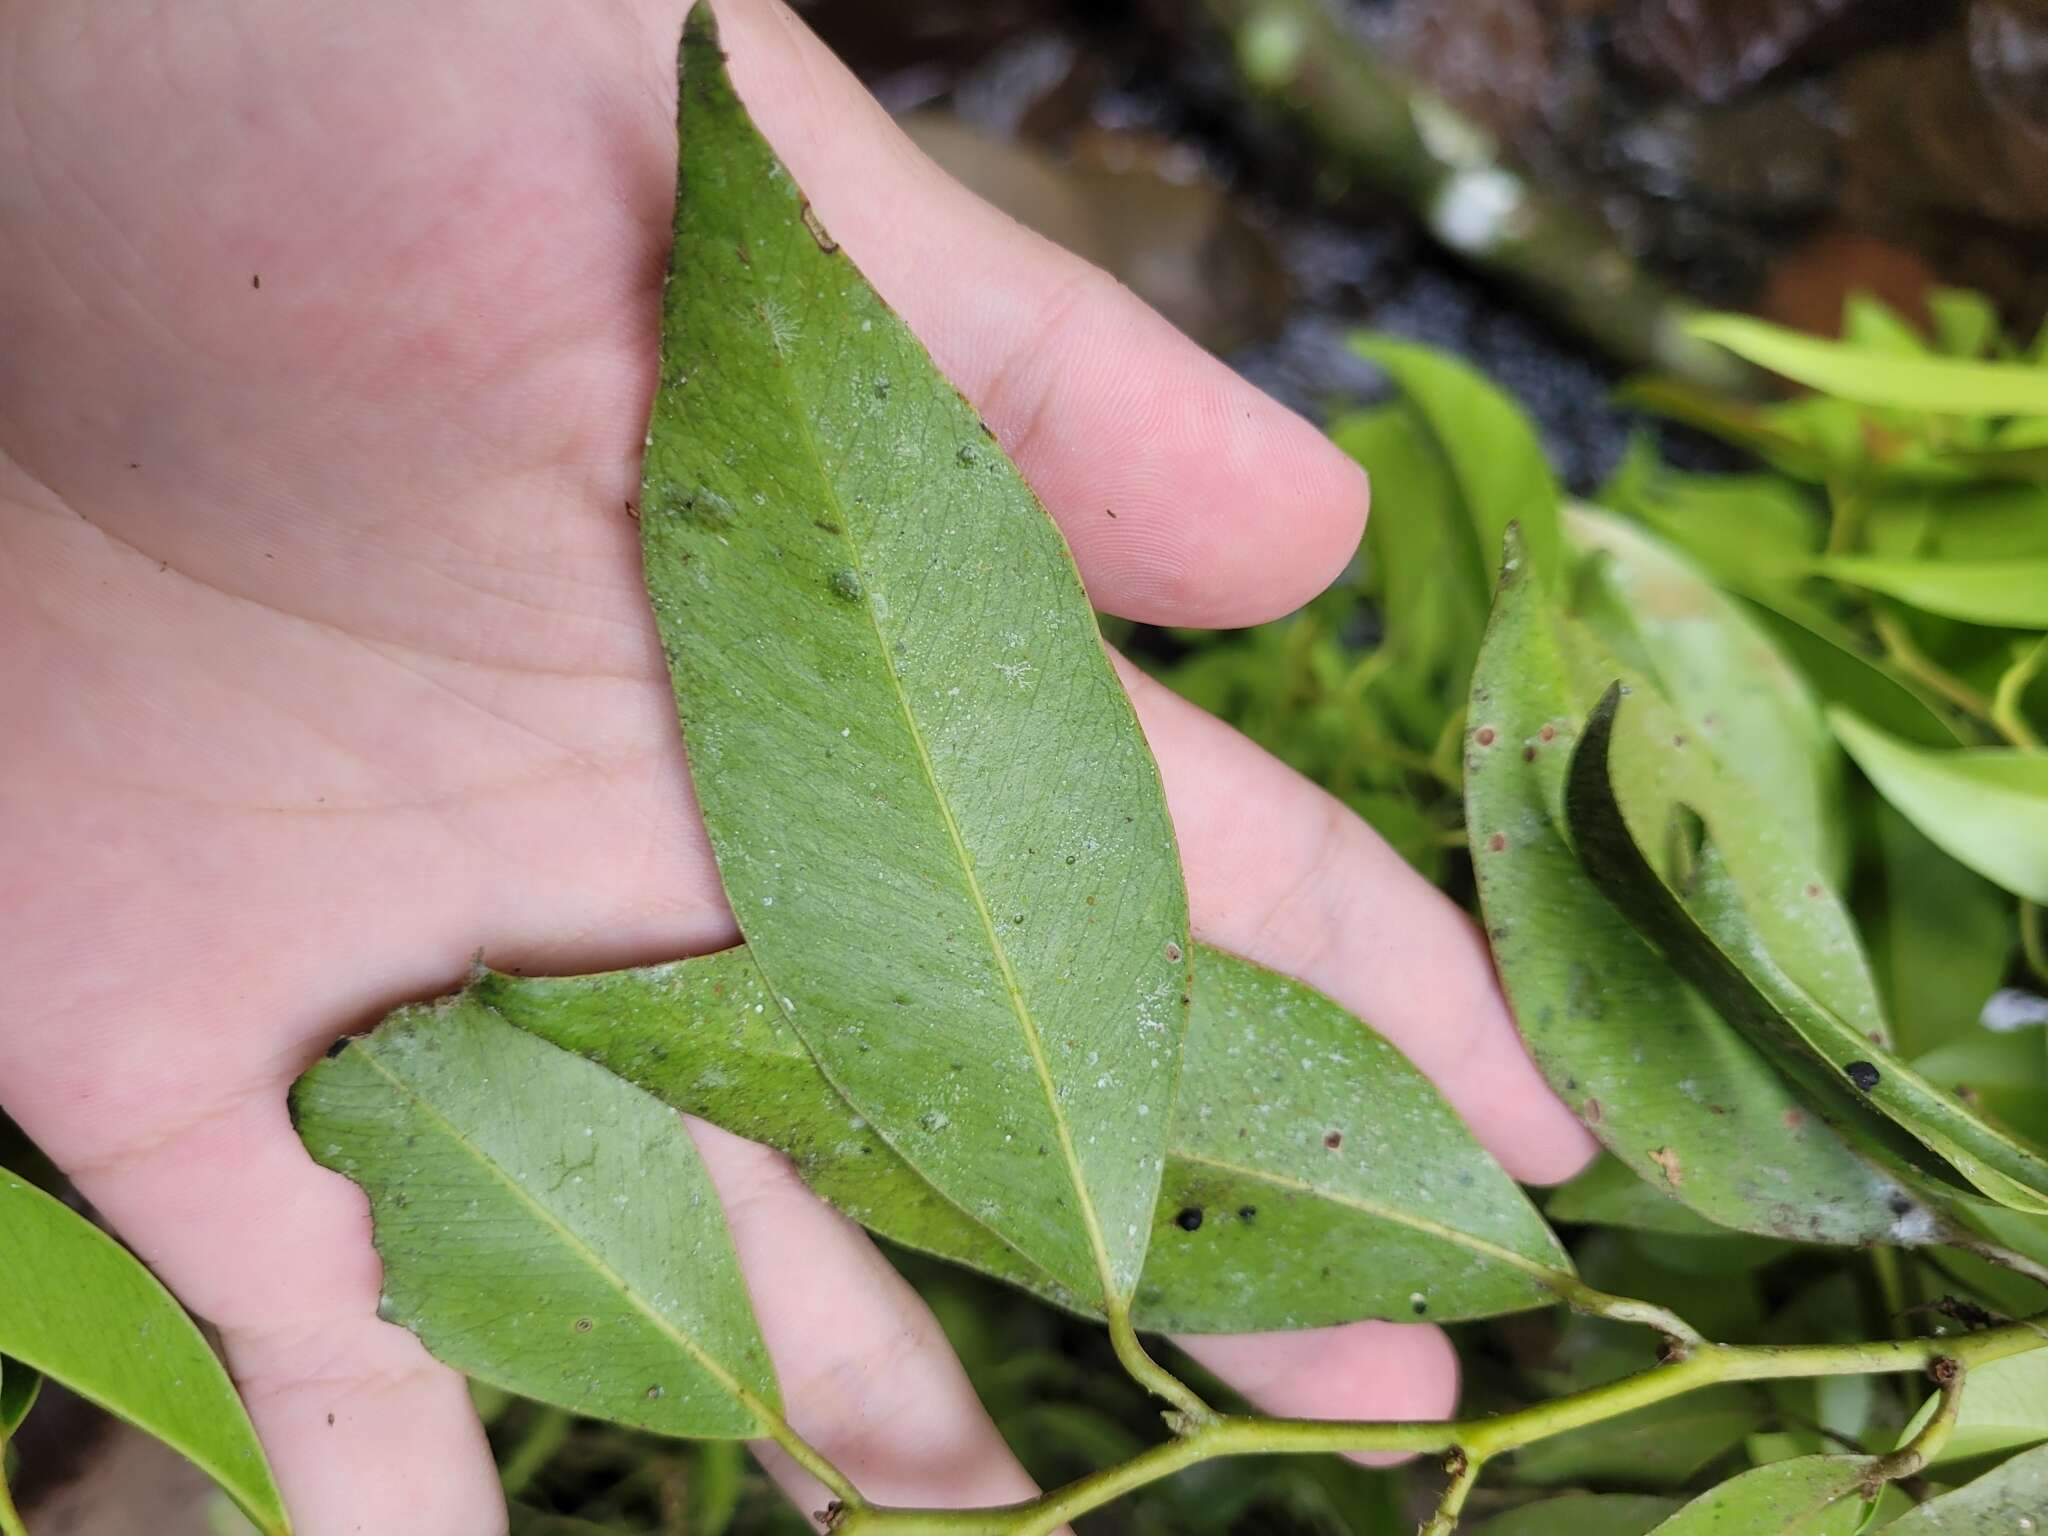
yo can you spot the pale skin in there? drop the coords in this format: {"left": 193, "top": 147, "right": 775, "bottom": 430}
{"left": 0, "top": 1, "right": 1597, "bottom": 1530}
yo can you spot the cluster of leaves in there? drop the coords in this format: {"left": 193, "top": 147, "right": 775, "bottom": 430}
{"left": 7, "top": 12, "right": 2048, "bottom": 1536}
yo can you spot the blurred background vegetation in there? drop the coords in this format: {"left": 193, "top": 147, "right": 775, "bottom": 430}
{"left": 10, "top": 1, "right": 2048, "bottom": 1531}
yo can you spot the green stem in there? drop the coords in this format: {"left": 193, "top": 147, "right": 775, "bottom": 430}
{"left": 1875, "top": 1359, "right": 1965, "bottom": 1483}
{"left": 1557, "top": 1280, "right": 1705, "bottom": 1349}
{"left": 834, "top": 1316, "right": 2048, "bottom": 1536}
{"left": 1991, "top": 635, "right": 2048, "bottom": 751}
{"left": 2022, "top": 902, "right": 2048, "bottom": 989}
{"left": 1872, "top": 610, "right": 1996, "bottom": 728}
{"left": 497, "top": 1407, "right": 573, "bottom": 1498}
{"left": 1107, "top": 1306, "right": 1213, "bottom": 1426}
{"left": 0, "top": 1457, "right": 28, "bottom": 1536}
{"left": 761, "top": 1414, "right": 862, "bottom": 1510}
{"left": 1419, "top": 1449, "right": 1483, "bottom": 1536}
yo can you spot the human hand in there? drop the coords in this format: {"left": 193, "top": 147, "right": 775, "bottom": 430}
{"left": 0, "top": 1, "right": 1593, "bottom": 1530}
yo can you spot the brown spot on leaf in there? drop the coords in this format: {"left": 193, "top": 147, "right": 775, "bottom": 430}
{"left": 1488, "top": 832, "right": 1508, "bottom": 853}
{"left": 1649, "top": 1146, "right": 1684, "bottom": 1187}
{"left": 1474, "top": 727, "right": 1497, "bottom": 746}
{"left": 1582, "top": 1097, "right": 1603, "bottom": 1124}
{"left": 800, "top": 200, "right": 839, "bottom": 253}
{"left": 1783, "top": 1107, "right": 1806, "bottom": 1129}
{"left": 1323, "top": 1129, "right": 1344, "bottom": 1150}
{"left": 1539, "top": 724, "right": 1557, "bottom": 742}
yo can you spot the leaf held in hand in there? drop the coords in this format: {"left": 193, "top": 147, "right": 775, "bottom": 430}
{"left": 642, "top": 1, "right": 1188, "bottom": 1311}
{"left": 479, "top": 944, "right": 1574, "bottom": 1332}
{"left": 293, "top": 997, "right": 777, "bottom": 1439}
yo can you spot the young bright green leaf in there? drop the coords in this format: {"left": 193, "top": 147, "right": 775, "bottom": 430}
{"left": 1567, "top": 687, "right": 2048, "bottom": 1215}
{"left": 478, "top": 944, "right": 1575, "bottom": 1333}
{"left": 1641, "top": 1454, "right": 1877, "bottom": 1535}
{"left": 0, "top": 1355, "right": 38, "bottom": 1438}
{"left": 1812, "top": 557, "right": 2048, "bottom": 628}
{"left": 1929, "top": 288, "right": 2001, "bottom": 360}
{"left": 1330, "top": 402, "right": 1488, "bottom": 746}
{"left": 1831, "top": 709, "right": 2048, "bottom": 903}
{"left": 1880, "top": 1440, "right": 2048, "bottom": 1530}
{"left": 1351, "top": 333, "right": 1562, "bottom": 582}
{"left": 1469, "top": 529, "right": 1920, "bottom": 1244}
{"left": 1475, "top": 1496, "right": 1680, "bottom": 1536}
{"left": 642, "top": 3, "right": 1188, "bottom": 1310}
{"left": 293, "top": 997, "right": 777, "bottom": 1440}
{"left": 1895, "top": 1350, "right": 2048, "bottom": 1467}
{"left": 1688, "top": 314, "right": 2048, "bottom": 417}
{"left": 0, "top": 1172, "right": 287, "bottom": 1533}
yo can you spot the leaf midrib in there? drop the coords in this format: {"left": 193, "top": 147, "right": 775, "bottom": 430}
{"left": 347, "top": 1035, "right": 778, "bottom": 1431}
{"left": 740, "top": 267, "right": 1130, "bottom": 1306}
{"left": 1170, "top": 1148, "right": 1571, "bottom": 1285}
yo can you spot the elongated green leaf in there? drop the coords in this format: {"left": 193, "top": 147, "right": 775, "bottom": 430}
{"left": 1470, "top": 529, "right": 1920, "bottom": 1244}
{"left": 0, "top": 1172, "right": 286, "bottom": 1532}
{"left": 1689, "top": 315, "right": 2048, "bottom": 417}
{"left": 0, "top": 1355, "right": 38, "bottom": 1438}
{"left": 1568, "top": 504, "right": 1845, "bottom": 878}
{"left": 1813, "top": 557, "right": 2048, "bottom": 628}
{"left": 1567, "top": 686, "right": 2048, "bottom": 1214}
{"left": 1475, "top": 1495, "right": 1681, "bottom": 1536}
{"left": 1644, "top": 1454, "right": 1877, "bottom": 1534}
{"left": 293, "top": 997, "right": 777, "bottom": 1439}
{"left": 1741, "top": 600, "right": 1966, "bottom": 750}
{"left": 1880, "top": 1440, "right": 2048, "bottom": 1530}
{"left": 478, "top": 944, "right": 1573, "bottom": 1333}
{"left": 643, "top": 4, "right": 1187, "bottom": 1310}
{"left": 1352, "top": 333, "right": 1562, "bottom": 582}
{"left": 1831, "top": 710, "right": 2048, "bottom": 903}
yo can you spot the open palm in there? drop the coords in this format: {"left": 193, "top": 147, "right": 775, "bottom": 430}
{"left": 0, "top": 2, "right": 1591, "bottom": 1530}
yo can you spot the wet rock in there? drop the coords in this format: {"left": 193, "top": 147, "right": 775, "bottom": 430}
{"left": 1611, "top": 0, "right": 1952, "bottom": 102}
{"left": 1376, "top": 0, "right": 1559, "bottom": 137}
{"left": 1842, "top": 28, "right": 2048, "bottom": 228}
{"left": 1605, "top": 87, "right": 1840, "bottom": 219}
{"left": 1969, "top": 0, "right": 2048, "bottom": 135}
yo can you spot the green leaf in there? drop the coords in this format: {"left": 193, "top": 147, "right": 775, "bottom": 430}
{"left": 478, "top": 944, "right": 1575, "bottom": 1333}
{"left": 1812, "top": 557, "right": 2048, "bottom": 628}
{"left": 1470, "top": 529, "right": 1919, "bottom": 1244}
{"left": 1547, "top": 1156, "right": 1746, "bottom": 1239}
{"left": 1513, "top": 1387, "right": 1765, "bottom": 1487}
{"left": 1896, "top": 1350, "right": 2048, "bottom": 1468}
{"left": 0, "top": 1172, "right": 287, "bottom": 1533}
{"left": 0, "top": 1356, "right": 39, "bottom": 1439}
{"left": 1473, "top": 1494, "right": 1681, "bottom": 1536}
{"left": 1688, "top": 315, "right": 2048, "bottom": 417}
{"left": 1567, "top": 504, "right": 1845, "bottom": 878}
{"left": 1351, "top": 333, "right": 1562, "bottom": 583}
{"left": 292, "top": 996, "right": 777, "bottom": 1439}
{"left": 1642, "top": 1454, "right": 1877, "bottom": 1535}
{"left": 1879, "top": 1440, "right": 2048, "bottom": 1530}
{"left": 1831, "top": 709, "right": 2048, "bottom": 903}
{"left": 1567, "top": 686, "right": 2048, "bottom": 1215}
{"left": 1868, "top": 803, "right": 2014, "bottom": 1059}
{"left": 641, "top": 0, "right": 1188, "bottom": 1310}
{"left": 1331, "top": 402, "right": 1488, "bottom": 745}
{"left": 1929, "top": 289, "right": 2001, "bottom": 361}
